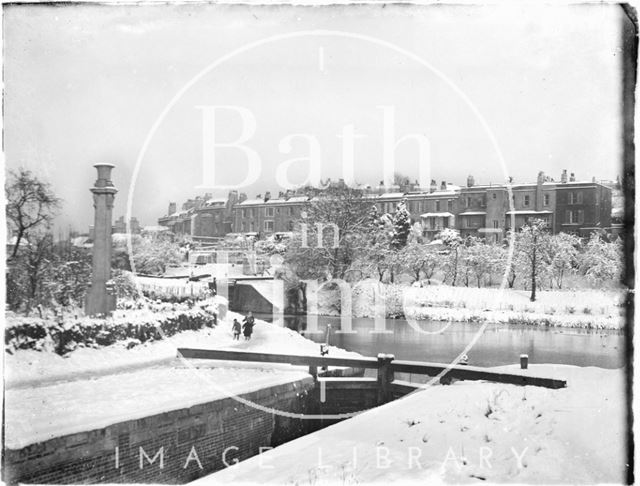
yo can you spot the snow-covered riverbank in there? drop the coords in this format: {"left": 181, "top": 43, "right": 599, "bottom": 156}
{"left": 194, "top": 364, "right": 627, "bottom": 485}
{"left": 317, "top": 280, "right": 626, "bottom": 330}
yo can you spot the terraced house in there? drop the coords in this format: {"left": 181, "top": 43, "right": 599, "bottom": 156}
{"left": 158, "top": 170, "right": 613, "bottom": 241}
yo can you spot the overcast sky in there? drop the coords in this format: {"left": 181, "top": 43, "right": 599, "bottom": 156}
{"left": 4, "top": 3, "right": 625, "bottom": 232}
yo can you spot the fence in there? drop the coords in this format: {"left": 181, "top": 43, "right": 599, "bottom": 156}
{"left": 176, "top": 348, "right": 567, "bottom": 405}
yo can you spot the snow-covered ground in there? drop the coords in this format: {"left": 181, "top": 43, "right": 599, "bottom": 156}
{"left": 194, "top": 365, "right": 626, "bottom": 485}
{"left": 4, "top": 309, "right": 360, "bottom": 449}
{"left": 316, "top": 280, "right": 625, "bottom": 329}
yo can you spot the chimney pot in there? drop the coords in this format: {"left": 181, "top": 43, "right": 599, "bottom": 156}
{"left": 467, "top": 175, "right": 475, "bottom": 187}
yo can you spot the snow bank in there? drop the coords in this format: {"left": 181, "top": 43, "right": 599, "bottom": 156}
{"left": 6, "top": 305, "right": 359, "bottom": 388}
{"left": 194, "top": 365, "right": 626, "bottom": 484}
{"left": 5, "top": 308, "right": 361, "bottom": 448}
{"left": 314, "top": 279, "right": 625, "bottom": 329}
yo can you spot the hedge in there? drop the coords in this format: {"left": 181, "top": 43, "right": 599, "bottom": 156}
{"left": 5, "top": 305, "right": 218, "bottom": 355}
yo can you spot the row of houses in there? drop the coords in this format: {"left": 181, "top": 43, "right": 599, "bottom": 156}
{"left": 158, "top": 170, "right": 616, "bottom": 243}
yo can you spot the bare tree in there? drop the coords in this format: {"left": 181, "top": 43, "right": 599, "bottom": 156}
{"left": 6, "top": 168, "right": 60, "bottom": 260}
{"left": 289, "top": 186, "right": 371, "bottom": 280}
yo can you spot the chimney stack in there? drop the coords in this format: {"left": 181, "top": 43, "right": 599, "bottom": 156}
{"left": 467, "top": 175, "right": 475, "bottom": 187}
{"left": 570, "top": 173, "right": 576, "bottom": 182}
{"left": 264, "top": 191, "right": 271, "bottom": 202}
{"left": 168, "top": 202, "right": 177, "bottom": 215}
{"left": 561, "top": 169, "right": 568, "bottom": 184}
{"left": 239, "top": 193, "right": 247, "bottom": 203}
{"left": 440, "top": 181, "right": 447, "bottom": 190}
{"left": 430, "top": 179, "right": 437, "bottom": 193}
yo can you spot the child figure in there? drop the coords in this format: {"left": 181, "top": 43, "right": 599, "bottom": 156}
{"left": 232, "top": 319, "right": 241, "bottom": 340}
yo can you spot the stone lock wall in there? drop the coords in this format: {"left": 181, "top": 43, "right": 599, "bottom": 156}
{"left": 3, "top": 378, "right": 315, "bottom": 484}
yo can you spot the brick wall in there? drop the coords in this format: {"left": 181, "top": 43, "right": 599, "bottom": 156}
{"left": 4, "top": 378, "right": 315, "bottom": 484}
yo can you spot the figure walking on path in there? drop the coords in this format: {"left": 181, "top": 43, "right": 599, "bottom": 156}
{"left": 231, "top": 318, "right": 241, "bottom": 340}
{"left": 208, "top": 276, "right": 217, "bottom": 297}
{"left": 242, "top": 311, "right": 255, "bottom": 340}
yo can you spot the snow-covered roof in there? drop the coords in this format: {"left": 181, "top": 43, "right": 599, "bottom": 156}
{"left": 238, "top": 199, "right": 265, "bottom": 206}
{"left": 421, "top": 212, "right": 454, "bottom": 218}
{"left": 459, "top": 211, "right": 487, "bottom": 216}
{"left": 428, "top": 185, "right": 461, "bottom": 195}
{"left": 286, "top": 196, "right": 310, "bottom": 203}
{"left": 505, "top": 210, "right": 553, "bottom": 215}
{"left": 377, "top": 192, "right": 405, "bottom": 199}
{"left": 143, "top": 225, "right": 170, "bottom": 232}
{"left": 265, "top": 198, "right": 307, "bottom": 205}
{"left": 204, "top": 198, "right": 226, "bottom": 206}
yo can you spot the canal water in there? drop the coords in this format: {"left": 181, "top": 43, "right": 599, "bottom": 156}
{"left": 257, "top": 314, "right": 625, "bottom": 369}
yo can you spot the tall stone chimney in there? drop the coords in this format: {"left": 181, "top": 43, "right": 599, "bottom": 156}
{"left": 430, "top": 179, "right": 437, "bottom": 193}
{"left": 570, "top": 172, "right": 576, "bottom": 182}
{"left": 467, "top": 175, "right": 475, "bottom": 187}
{"left": 264, "top": 191, "right": 271, "bottom": 202}
{"left": 85, "top": 164, "right": 117, "bottom": 317}
{"left": 440, "top": 181, "right": 447, "bottom": 190}
{"left": 168, "top": 202, "right": 177, "bottom": 215}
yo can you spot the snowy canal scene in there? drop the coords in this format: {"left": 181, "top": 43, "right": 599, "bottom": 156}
{"left": 3, "top": 2, "right": 634, "bottom": 485}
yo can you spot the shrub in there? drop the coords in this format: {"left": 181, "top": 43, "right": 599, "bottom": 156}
{"left": 5, "top": 302, "right": 218, "bottom": 355}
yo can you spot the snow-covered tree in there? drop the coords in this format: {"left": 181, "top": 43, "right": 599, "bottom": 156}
{"left": 515, "top": 219, "right": 552, "bottom": 301}
{"left": 462, "top": 237, "right": 496, "bottom": 288}
{"left": 284, "top": 186, "right": 371, "bottom": 280}
{"left": 548, "top": 232, "right": 581, "bottom": 289}
{"left": 396, "top": 241, "right": 441, "bottom": 283}
{"left": 579, "top": 233, "right": 622, "bottom": 284}
{"left": 391, "top": 199, "right": 411, "bottom": 250}
{"left": 437, "top": 228, "right": 463, "bottom": 286}
{"left": 130, "top": 236, "right": 182, "bottom": 275}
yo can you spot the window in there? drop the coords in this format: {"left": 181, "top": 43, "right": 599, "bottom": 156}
{"left": 492, "top": 193, "right": 497, "bottom": 200}
{"left": 524, "top": 195, "right": 530, "bottom": 207}
{"left": 565, "top": 209, "right": 584, "bottom": 224}
{"left": 288, "top": 207, "right": 294, "bottom": 216}
{"left": 242, "top": 209, "right": 246, "bottom": 218}
{"left": 544, "top": 194, "right": 550, "bottom": 206}
{"left": 493, "top": 220, "right": 499, "bottom": 229}
{"left": 447, "top": 200, "right": 453, "bottom": 211}
{"left": 264, "top": 220, "right": 274, "bottom": 232}
{"left": 481, "top": 195, "right": 487, "bottom": 207}
{"left": 466, "top": 197, "right": 472, "bottom": 207}
{"left": 241, "top": 221, "right": 247, "bottom": 232}
{"left": 266, "top": 207, "right": 274, "bottom": 217}
{"left": 250, "top": 221, "right": 255, "bottom": 231}
{"left": 465, "top": 216, "right": 483, "bottom": 229}
{"left": 569, "top": 191, "right": 583, "bottom": 205}
{"left": 435, "top": 201, "right": 441, "bottom": 212}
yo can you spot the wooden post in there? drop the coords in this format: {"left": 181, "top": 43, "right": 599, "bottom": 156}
{"left": 309, "top": 365, "right": 318, "bottom": 380}
{"left": 377, "top": 353, "right": 395, "bottom": 404}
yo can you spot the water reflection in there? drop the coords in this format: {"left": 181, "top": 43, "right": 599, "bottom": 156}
{"left": 256, "top": 314, "right": 624, "bottom": 369}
